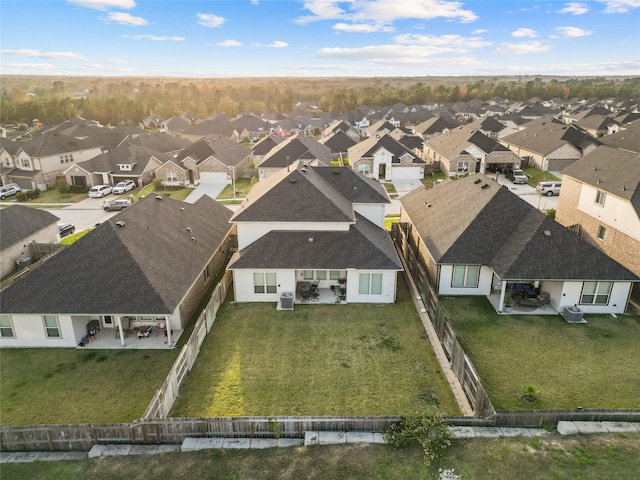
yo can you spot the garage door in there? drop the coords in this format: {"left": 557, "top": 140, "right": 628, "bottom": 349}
{"left": 199, "top": 172, "right": 229, "bottom": 184}
{"left": 391, "top": 167, "right": 421, "bottom": 180}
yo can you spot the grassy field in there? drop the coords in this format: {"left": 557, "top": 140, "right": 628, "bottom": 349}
{"left": 439, "top": 296, "right": 640, "bottom": 410}
{"left": 3, "top": 433, "right": 639, "bottom": 479}
{"left": 0, "top": 348, "right": 179, "bottom": 426}
{"left": 136, "top": 184, "right": 194, "bottom": 201}
{"left": 522, "top": 166, "right": 561, "bottom": 186}
{"left": 171, "top": 279, "right": 460, "bottom": 417}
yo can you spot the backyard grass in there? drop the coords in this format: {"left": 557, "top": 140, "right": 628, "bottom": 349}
{"left": 4, "top": 433, "right": 639, "bottom": 480}
{"left": 439, "top": 296, "right": 640, "bottom": 410}
{"left": 522, "top": 166, "right": 561, "bottom": 186}
{"left": 217, "top": 177, "right": 257, "bottom": 199}
{"left": 171, "top": 279, "right": 460, "bottom": 417}
{"left": 61, "top": 229, "right": 92, "bottom": 245}
{"left": 385, "top": 214, "right": 400, "bottom": 231}
{"left": 137, "top": 184, "right": 194, "bottom": 201}
{"left": 0, "top": 348, "right": 179, "bottom": 426}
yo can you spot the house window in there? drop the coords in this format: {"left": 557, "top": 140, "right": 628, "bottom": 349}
{"left": 303, "top": 270, "right": 314, "bottom": 280}
{"left": 60, "top": 156, "right": 65, "bottom": 164}
{"left": 358, "top": 164, "right": 370, "bottom": 175}
{"left": 329, "top": 270, "right": 341, "bottom": 280}
{"left": 580, "top": 281, "right": 612, "bottom": 305}
{"left": 0, "top": 314, "right": 15, "bottom": 338}
{"left": 595, "top": 190, "right": 606, "bottom": 206}
{"left": 597, "top": 225, "right": 606, "bottom": 241}
{"left": 452, "top": 265, "right": 480, "bottom": 288}
{"left": 316, "top": 270, "right": 327, "bottom": 280}
{"left": 254, "top": 272, "right": 277, "bottom": 294}
{"left": 203, "top": 265, "right": 209, "bottom": 281}
{"left": 43, "top": 315, "right": 61, "bottom": 338}
{"left": 359, "top": 273, "right": 383, "bottom": 295}
{"left": 457, "top": 161, "right": 469, "bottom": 172}
{"left": 21, "top": 158, "right": 29, "bottom": 168}
{"left": 166, "top": 170, "right": 177, "bottom": 182}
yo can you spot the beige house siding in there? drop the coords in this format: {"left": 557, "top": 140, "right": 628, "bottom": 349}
{"left": 155, "top": 162, "right": 188, "bottom": 186}
{"left": 1, "top": 224, "right": 59, "bottom": 278}
{"left": 400, "top": 209, "right": 439, "bottom": 287}
{"left": 556, "top": 177, "right": 640, "bottom": 276}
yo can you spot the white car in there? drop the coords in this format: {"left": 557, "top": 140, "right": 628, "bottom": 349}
{"left": 112, "top": 180, "right": 135, "bottom": 195}
{"left": 0, "top": 183, "right": 22, "bottom": 199}
{"left": 88, "top": 185, "right": 113, "bottom": 198}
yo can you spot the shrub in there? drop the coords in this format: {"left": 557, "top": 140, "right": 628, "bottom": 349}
{"left": 57, "top": 179, "right": 70, "bottom": 195}
{"left": 16, "top": 189, "right": 40, "bottom": 201}
{"left": 384, "top": 412, "right": 452, "bottom": 465}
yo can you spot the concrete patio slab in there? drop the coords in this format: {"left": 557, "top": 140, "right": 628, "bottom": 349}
{"left": 601, "top": 422, "right": 638, "bottom": 433}
{"left": 372, "top": 432, "right": 386, "bottom": 444}
{"left": 31, "top": 452, "right": 70, "bottom": 462}
{"left": 128, "top": 445, "right": 161, "bottom": 455}
{"left": 250, "top": 438, "right": 278, "bottom": 449}
{"left": 277, "top": 438, "right": 304, "bottom": 448}
{"left": 182, "top": 437, "right": 224, "bottom": 452}
{"left": 156, "top": 445, "right": 182, "bottom": 454}
{"left": 471, "top": 427, "right": 503, "bottom": 438}
{"left": 499, "top": 428, "right": 533, "bottom": 437}
{"left": 557, "top": 421, "right": 579, "bottom": 435}
{"left": 318, "top": 431, "right": 347, "bottom": 445}
{"left": 0, "top": 452, "right": 15, "bottom": 463}
{"left": 64, "top": 452, "right": 90, "bottom": 461}
{"left": 222, "top": 438, "right": 252, "bottom": 449}
{"left": 346, "top": 432, "right": 374, "bottom": 444}
{"left": 573, "top": 421, "right": 609, "bottom": 434}
{"left": 450, "top": 426, "right": 475, "bottom": 438}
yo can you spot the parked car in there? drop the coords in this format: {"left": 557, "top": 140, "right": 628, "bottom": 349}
{"left": 103, "top": 199, "right": 132, "bottom": 211}
{"left": 88, "top": 185, "right": 113, "bottom": 198}
{"left": 0, "top": 183, "right": 22, "bottom": 199}
{"left": 58, "top": 223, "right": 76, "bottom": 237}
{"left": 112, "top": 180, "right": 135, "bottom": 195}
{"left": 536, "top": 181, "right": 562, "bottom": 196}
{"left": 507, "top": 168, "right": 528, "bottom": 184}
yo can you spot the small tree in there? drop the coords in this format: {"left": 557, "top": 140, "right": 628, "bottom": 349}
{"left": 57, "top": 179, "right": 70, "bottom": 195}
{"left": 521, "top": 384, "right": 541, "bottom": 404}
{"left": 384, "top": 412, "right": 452, "bottom": 465}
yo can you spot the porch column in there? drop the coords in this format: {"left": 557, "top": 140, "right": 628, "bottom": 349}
{"left": 115, "top": 315, "right": 125, "bottom": 346}
{"left": 166, "top": 317, "right": 172, "bottom": 347}
{"left": 498, "top": 282, "right": 507, "bottom": 313}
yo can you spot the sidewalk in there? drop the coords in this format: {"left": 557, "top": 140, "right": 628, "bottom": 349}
{"left": 2, "top": 422, "right": 637, "bottom": 463}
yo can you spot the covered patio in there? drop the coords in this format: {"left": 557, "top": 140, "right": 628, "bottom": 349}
{"left": 76, "top": 326, "right": 183, "bottom": 349}
{"left": 487, "top": 291, "right": 558, "bottom": 315}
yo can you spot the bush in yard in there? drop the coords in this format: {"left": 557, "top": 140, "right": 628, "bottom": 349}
{"left": 384, "top": 411, "right": 452, "bottom": 465}
{"left": 16, "top": 189, "right": 40, "bottom": 201}
{"left": 57, "top": 179, "right": 70, "bottom": 195}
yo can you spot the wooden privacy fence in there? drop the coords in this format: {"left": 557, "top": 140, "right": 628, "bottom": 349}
{"left": 142, "top": 271, "right": 232, "bottom": 420}
{"left": 393, "top": 223, "right": 495, "bottom": 418}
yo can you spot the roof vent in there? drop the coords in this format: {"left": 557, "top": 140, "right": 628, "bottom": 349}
{"left": 186, "top": 227, "right": 192, "bottom": 232}
{"left": 481, "top": 184, "right": 490, "bottom": 189}
{"left": 289, "top": 179, "right": 297, "bottom": 183}
{"left": 301, "top": 168, "right": 307, "bottom": 173}
{"left": 115, "top": 221, "right": 125, "bottom": 227}
{"left": 308, "top": 237, "right": 313, "bottom": 242}
{"left": 155, "top": 195, "right": 163, "bottom": 199}
{"left": 474, "top": 178, "right": 482, "bottom": 184}
{"left": 426, "top": 202, "right": 432, "bottom": 208}
{"left": 181, "top": 207, "right": 185, "bottom": 211}
{"left": 594, "top": 166, "right": 598, "bottom": 171}
{"left": 544, "top": 230, "right": 551, "bottom": 236}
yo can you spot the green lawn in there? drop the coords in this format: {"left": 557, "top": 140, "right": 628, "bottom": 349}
{"left": 171, "top": 279, "right": 460, "bottom": 417}
{"left": 0, "top": 348, "right": 179, "bottom": 426}
{"left": 217, "top": 177, "right": 257, "bottom": 199}
{"left": 137, "top": 184, "right": 194, "bottom": 201}
{"left": 19, "top": 188, "right": 88, "bottom": 204}
{"left": 4, "top": 433, "right": 639, "bottom": 480}
{"left": 522, "top": 166, "right": 561, "bottom": 186}
{"left": 439, "top": 296, "right": 640, "bottom": 410}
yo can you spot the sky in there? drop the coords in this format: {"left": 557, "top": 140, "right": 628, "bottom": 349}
{"left": 1, "top": 0, "right": 639, "bottom": 78}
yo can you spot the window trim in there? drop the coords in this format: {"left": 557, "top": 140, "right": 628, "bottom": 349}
{"left": 253, "top": 272, "right": 277, "bottom": 294}
{"left": 43, "top": 315, "right": 61, "bottom": 339}
{"left": 597, "top": 225, "right": 606, "bottom": 241}
{"left": 580, "top": 281, "right": 612, "bottom": 305}
{"left": 358, "top": 273, "right": 383, "bottom": 295}
{"left": 0, "top": 314, "right": 15, "bottom": 338}
{"left": 595, "top": 190, "right": 606, "bottom": 207}
{"left": 166, "top": 170, "right": 178, "bottom": 182}
{"left": 451, "top": 265, "right": 480, "bottom": 288}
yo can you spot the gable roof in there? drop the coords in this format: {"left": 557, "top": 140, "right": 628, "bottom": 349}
{"left": 0, "top": 195, "right": 233, "bottom": 315}
{"left": 318, "top": 129, "right": 358, "bottom": 154}
{"left": 258, "top": 134, "right": 332, "bottom": 168}
{"left": 0, "top": 205, "right": 60, "bottom": 250}
{"left": 561, "top": 145, "right": 640, "bottom": 215}
{"left": 349, "top": 133, "right": 422, "bottom": 164}
{"left": 251, "top": 133, "right": 287, "bottom": 155}
{"left": 400, "top": 174, "right": 638, "bottom": 282}
{"left": 500, "top": 117, "right": 599, "bottom": 155}
{"left": 18, "top": 131, "right": 100, "bottom": 157}
{"left": 597, "top": 121, "right": 640, "bottom": 153}
{"left": 72, "top": 143, "right": 167, "bottom": 175}
{"left": 228, "top": 212, "right": 402, "bottom": 271}
{"left": 173, "top": 134, "right": 251, "bottom": 167}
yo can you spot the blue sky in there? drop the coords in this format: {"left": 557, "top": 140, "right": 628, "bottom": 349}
{"left": 1, "top": 0, "right": 639, "bottom": 77}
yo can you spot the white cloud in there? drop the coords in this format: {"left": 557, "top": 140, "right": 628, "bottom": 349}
{"left": 333, "top": 22, "right": 393, "bottom": 33}
{"left": 394, "top": 33, "right": 491, "bottom": 50}
{"left": 122, "top": 34, "right": 184, "bottom": 41}
{"left": 107, "top": 12, "right": 148, "bottom": 25}
{"left": 296, "top": 0, "right": 478, "bottom": 25}
{"left": 597, "top": 0, "right": 640, "bottom": 13}
{"left": 556, "top": 26, "right": 593, "bottom": 37}
{"left": 317, "top": 43, "right": 482, "bottom": 66}
{"left": 472, "top": 29, "right": 488, "bottom": 34}
{"left": 216, "top": 40, "right": 242, "bottom": 47}
{"left": 1, "top": 48, "right": 88, "bottom": 61}
{"left": 265, "top": 41, "right": 288, "bottom": 48}
{"left": 493, "top": 41, "right": 550, "bottom": 55}
{"left": 512, "top": 28, "right": 537, "bottom": 38}
{"left": 107, "top": 58, "right": 129, "bottom": 64}
{"left": 67, "top": 0, "right": 135, "bottom": 10}
{"left": 557, "top": 2, "right": 590, "bottom": 14}
{"left": 196, "top": 13, "right": 225, "bottom": 27}
{"left": 79, "top": 63, "right": 105, "bottom": 70}
{"left": 1, "top": 62, "right": 57, "bottom": 71}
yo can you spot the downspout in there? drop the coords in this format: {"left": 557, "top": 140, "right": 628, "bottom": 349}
{"left": 498, "top": 282, "right": 507, "bottom": 313}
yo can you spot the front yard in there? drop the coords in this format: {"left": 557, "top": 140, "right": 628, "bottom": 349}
{"left": 0, "top": 348, "right": 179, "bottom": 426}
{"left": 171, "top": 279, "right": 460, "bottom": 417}
{"left": 439, "top": 296, "right": 640, "bottom": 410}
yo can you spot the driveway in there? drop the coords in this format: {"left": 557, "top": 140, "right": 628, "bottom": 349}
{"left": 391, "top": 179, "right": 423, "bottom": 198}
{"left": 184, "top": 183, "right": 227, "bottom": 204}
{"left": 494, "top": 172, "right": 559, "bottom": 211}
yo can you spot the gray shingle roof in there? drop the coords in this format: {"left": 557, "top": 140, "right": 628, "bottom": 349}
{"left": 0, "top": 205, "right": 60, "bottom": 250}
{"left": 598, "top": 120, "right": 640, "bottom": 153}
{"left": 500, "top": 117, "right": 598, "bottom": 155}
{"left": 228, "top": 212, "right": 402, "bottom": 271}
{"left": 18, "top": 131, "right": 100, "bottom": 157}
{"left": 0, "top": 195, "right": 233, "bottom": 315}
{"left": 173, "top": 135, "right": 251, "bottom": 167}
{"left": 258, "top": 135, "right": 332, "bottom": 168}
{"left": 400, "top": 174, "right": 638, "bottom": 282}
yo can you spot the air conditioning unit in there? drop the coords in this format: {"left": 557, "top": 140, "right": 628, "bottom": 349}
{"left": 280, "top": 292, "right": 294, "bottom": 310}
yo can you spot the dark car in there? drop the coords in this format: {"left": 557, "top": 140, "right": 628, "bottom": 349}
{"left": 58, "top": 223, "right": 76, "bottom": 237}
{"left": 103, "top": 199, "right": 132, "bottom": 211}
{"left": 506, "top": 168, "right": 528, "bottom": 184}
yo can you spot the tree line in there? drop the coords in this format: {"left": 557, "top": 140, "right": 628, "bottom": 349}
{"left": 1, "top": 76, "right": 638, "bottom": 128}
